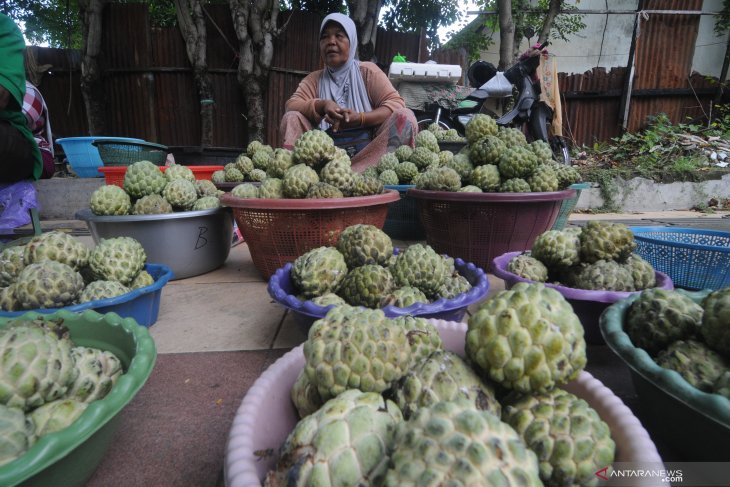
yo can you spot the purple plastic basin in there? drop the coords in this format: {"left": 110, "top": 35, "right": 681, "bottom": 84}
{"left": 267, "top": 256, "right": 490, "bottom": 331}
{"left": 491, "top": 251, "right": 674, "bottom": 344}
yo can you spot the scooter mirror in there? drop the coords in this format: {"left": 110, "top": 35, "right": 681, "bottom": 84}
{"left": 467, "top": 61, "right": 498, "bottom": 88}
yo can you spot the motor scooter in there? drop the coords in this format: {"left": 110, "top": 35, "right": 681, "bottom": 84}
{"left": 415, "top": 42, "right": 570, "bottom": 164}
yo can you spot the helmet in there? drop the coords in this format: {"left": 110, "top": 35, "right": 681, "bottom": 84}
{"left": 467, "top": 61, "right": 497, "bottom": 88}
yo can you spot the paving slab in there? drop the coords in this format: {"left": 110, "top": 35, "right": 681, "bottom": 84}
{"left": 152, "top": 280, "right": 286, "bottom": 353}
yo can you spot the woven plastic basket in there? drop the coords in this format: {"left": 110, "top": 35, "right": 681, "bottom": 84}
{"left": 409, "top": 188, "right": 576, "bottom": 271}
{"left": 551, "top": 182, "right": 591, "bottom": 230}
{"left": 631, "top": 226, "right": 730, "bottom": 290}
{"left": 220, "top": 190, "right": 400, "bottom": 279}
{"left": 93, "top": 139, "right": 169, "bottom": 166}
{"left": 382, "top": 184, "right": 425, "bottom": 240}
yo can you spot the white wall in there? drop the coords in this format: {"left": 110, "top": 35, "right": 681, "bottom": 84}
{"left": 473, "top": 0, "right": 729, "bottom": 79}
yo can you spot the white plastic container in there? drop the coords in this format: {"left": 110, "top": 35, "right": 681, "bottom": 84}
{"left": 388, "top": 62, "right": 462, "bottom": 85}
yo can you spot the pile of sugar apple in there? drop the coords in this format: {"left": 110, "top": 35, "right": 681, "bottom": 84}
{"left": 224, "top": 132, "right": 386, "bottom": 199}
{"left": 290, "top": 224, "right": 472, "bottom": 309}
{"left": 366, "top": 114, "right": 582, "bottom": 191}
{"left": 89, "top": 161, "right": 223, "bottom": 216}
{"left": 624, "top": 286, "right": 730, "bottom": 399}
{"left": 507, "top": 220, "right": 658, "bottom": 292}
{"left": 264, "top": 282, "right": 615, "bottom": 486}
{"left": 0, "top": 317, "right": 124, "bottom": 466}
{"left": 0, "top": 231, "right": 151, "bottom": 311}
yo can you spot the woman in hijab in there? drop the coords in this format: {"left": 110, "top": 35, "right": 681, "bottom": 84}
{"left": 0, "top": 14, "right": 42, "bottom": 182}
{"left": 279, "top": 13, "right": 417, "bottom": 173}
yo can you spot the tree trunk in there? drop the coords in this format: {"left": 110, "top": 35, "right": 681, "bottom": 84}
{"left": 174, "top": 0, "right": 214, "bottom": 146}
{"left": 346, "top": 0, "right": 382, "bottom": 61}
{"left": 497, "top": 0, "right": 514, "bottom": 70}
{"left": 537, "top": 0, "right": 562, "bottom": 44}
{"left": 229, "top": 0, "right": 282, "bottom": 143}
{"left": 78, "top": 0, "right": 106, "bottom": 135}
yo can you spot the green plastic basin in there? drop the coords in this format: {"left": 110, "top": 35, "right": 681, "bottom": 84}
{"left": 600, "top": 289, "right": 730, "bottom": 461}
{"left": 0, "top": 310, "right": 157, "bottom": 486}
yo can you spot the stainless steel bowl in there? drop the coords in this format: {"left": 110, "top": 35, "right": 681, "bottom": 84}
{"left": 76, "top": 207, "right": 233, "bottom": 280}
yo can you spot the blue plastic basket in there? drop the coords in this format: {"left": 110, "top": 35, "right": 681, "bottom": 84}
{"left": 631, "top": 226, "right": 730, "bottom": 290}
{"left": 0, "top": 263, "right": 173, "bottom": 326}
{"left": 56, "top": 136, "right": 145, "bottom": 177}
{"left": 382, "top": 184, "right": 425, "bottom": 240}
{"left": 551, "top": 182, "right": 591, "bottom": 230}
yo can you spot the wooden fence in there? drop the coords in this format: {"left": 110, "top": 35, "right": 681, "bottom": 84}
{"left": 28, "top": 3, "right": 724, "bottom": 155}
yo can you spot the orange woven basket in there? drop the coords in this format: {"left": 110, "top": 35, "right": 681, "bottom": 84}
{"left": 98, "top": 165, "right": 224, "bottom": 187}
{"left": 220, "top": 190, "right": 401, "bottom": 279}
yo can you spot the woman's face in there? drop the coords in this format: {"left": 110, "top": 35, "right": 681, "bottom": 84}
{"left": 320, "top": 22, "right": 350, "bottom": 69}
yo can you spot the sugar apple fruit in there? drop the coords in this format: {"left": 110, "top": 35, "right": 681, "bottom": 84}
{"left": 497, "top": 126, "right": 528, "bottom": 146}
{"left": 89, "top": 184, "right": 131, "bottom": 216}
{"left": 700, "top": 287, "right": 730, "bottom": 355}
{"left": 390, "top": 244, "right": 450, "bottom": 297}
{"left": 257, "top": 178, "right": 284, "bottom": 199}
{"left": 389, "top": 315, "right": 443, "bottom": 365}
{"left": 470, "top": 164, "right": 501, "bottom": 191}
{"left": 0, "top": 245, "right": 26, "bottom": 287}
{"left": 391, "top": 350, "right": 501, "bottom": 420}
{"left": 338, "top": 264, "right": 394, "bottom": 308}
{"left": 14, "top": 261, "right": 85, "bottom": 309}
{"left": 195, "top": 179, "right": 219, "bottom": 198}
{"left": 230, "top": 183, "right": 259, "bottom": 199}
{"left": 394, "top": 145, "right": 413, "bottom": 162}
{"left": 508, "top": 254, "right": 549, "bottom": 282}
{"left": 415, "top": 130, "right": 439, "bottom": 153}
{"left": 65, "top": 346, "right": 123, "bottom": 403}
{"left": 395, "top": 161, "right": 419, "bottom": 184}
{"left": 503, "top": 388, "right": 616, "bottom": 487}
{"left": 0, "top": 404, "right": 35, "bottom": 466}
{"left": 336, "top": 224, "right": 393, "bottom": 268}
{"left": 569, "top": 260, "right": 635, "bottom": 292}
{"left": 499, "top": 146, "right": 539, "bottom": 179}
{"left": 351, "top": 174, "right": 384, "bottom": 196}
{"left": 265, "top": 389, "right": 402, "bottom": 487}
{"left": 320, "top": 159, "right": 355, "bottom": 195}
{"left": 164, "top": 164, "right": 195, "bottom": 182}
{"left": 78, "top": 280, "right": 130, "bottom": 303}
{"left": 191, "top": 195, "right": 220, "bottom": 210}
{"left": 0, "top": 320, "right": 76, "bottom": 410}
{"left": 500, "top": 177, "right": 532, "bottom": 192}
{"left": 306, "top": 181, "right": 344, "bottom": 198}
{"left": 292, "top": 129, "right": 336, "bottom": 169}
{"left": 655, "top": 339, "right": 729, "bottom": 392}
{"left": 623, "top": 253, "right": 656, "bottom": 290}
{"left": 625, "top": 289, "right": 703, "bottom": 356}
{"left": 290, "top": 369, "right": 323, "bottom": 418}
{"left": 379, "top": 286, "right": 428, "bottom": 308}
{"left": 291, "top": 246, "right": 348, "bottom": 299}
{"left": 23, "top": 231, "right": 90, "bottom": 271}
{"left": 89, "top": 237, "right": 146, "bottom": 285}
{"left": 437, "top": 273, "right": 473, "bottom": 299}
{"left": 132, "top": 194, "right": 173, "bottom": 215}
{"left": 466, "top": 282, "right": 587, "bottom": 393}
{"left": 310, "top": 293, "right": 346, "bottom": 307}
{"left": 465, "top": 113, "right": 499, "bottom": 145}
{"left": 130, "top": 270, "right": 155, "bottom": 290}
{"left": 123, "top": 160, "right": 167, "bottom": 199}
{"left": 282, "top": 163, "right": 319, "bottom": 198}
{"left": 163, "top": 178, "right": 198, "bottom": 210}
{"left": 579, "top": 220, "right": 636, "bottom": 263}
{"left": 383, "top": 400, "right": 542, "bottom": 487}
{"left": 29, "top": 398, "right": 87, "bottom": 438}
{"left": 303, "top": 306, "right": 411, "bottom": 400}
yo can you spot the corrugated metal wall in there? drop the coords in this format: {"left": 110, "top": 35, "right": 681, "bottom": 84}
{"left": 33, "top": 3, "right": 724, "bottom": 151}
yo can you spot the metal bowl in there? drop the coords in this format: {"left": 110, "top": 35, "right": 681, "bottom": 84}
{"left": 76, "top": 207, "right": 233, "bottom": 280}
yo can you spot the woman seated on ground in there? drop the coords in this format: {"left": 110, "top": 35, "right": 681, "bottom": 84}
{"left": 0, "top": 14, "right": 42, "bottom": 182}
{"left": 279, "top": 12, "right": 417, "bottom": 173}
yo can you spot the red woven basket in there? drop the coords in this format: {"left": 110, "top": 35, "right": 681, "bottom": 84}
{"left": 220, "top": 190, "right": 401, "bottom": 279}
{"left": 408, "top": 188, "right": 576, "bottom": 271}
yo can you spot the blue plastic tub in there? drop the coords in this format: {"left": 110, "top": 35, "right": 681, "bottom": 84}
{"left": 56, "top": 136, "right": 144, "bottom": 177}
{"left": 551, "top": 182, "right": 591, "bottom": 230}
{"left": 382, "top": 184, "right": 425, "bottom": 240}
{"left": 267, "top": 255, "right": 490, "bottom": 331}
{"left": 631, "top": 226, "right": 730, "bottom": 290}
{"left": 0, "top": 263, "right": 173, "bottom": 326}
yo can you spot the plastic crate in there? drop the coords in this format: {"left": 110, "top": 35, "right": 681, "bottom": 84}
{"left": 98, "top": 165, "right": 224, "bottom": 187}
{"left": 382, "top": 184, "right": 425, "bottom": 240}
{"left": 631, "top": 226, "right": 730, "bottom": 290}
{"left": 92, "top": 139, "right": 169, "bottom": 166}
{"left": 56, "top": 136, "right": 144, "bottom": 178}
{"left": 551, "top": 182, "right": 591, "bottom": 230}
{"left": 220, "top": 190, "right": 400, "bottom": 279}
